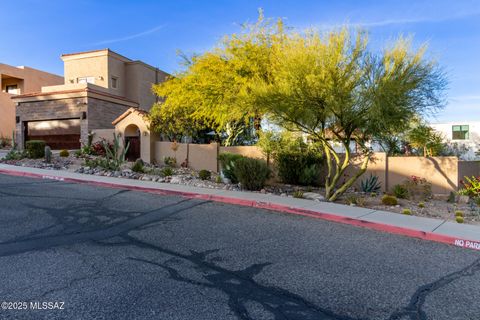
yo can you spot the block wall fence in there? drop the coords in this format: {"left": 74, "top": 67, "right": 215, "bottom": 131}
{"left": 150, "top": 141, "right": 479, "bottom": 194}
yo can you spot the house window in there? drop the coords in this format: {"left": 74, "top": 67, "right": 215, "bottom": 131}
{"left": 5, "top": 84, "right": 19, "bottom": 94}
{"left": 111, "top": 77, "right": 118, "bottom": 89}
{"left": 452, "top": 125, "right": 469, "bottom": 140}
{"left": 77, "top": 76, "right": 95, "bottom": 84}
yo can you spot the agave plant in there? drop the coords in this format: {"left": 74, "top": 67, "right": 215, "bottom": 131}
{"left": 102, "top": 133, "right": 130, "bottom": 170}
{"left": 360, "top": 174, "right": 381, "bottom": 193}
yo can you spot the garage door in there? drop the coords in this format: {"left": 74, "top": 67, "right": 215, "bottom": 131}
{"left": 26, "top": 119, "right": 81, "bottom": 150}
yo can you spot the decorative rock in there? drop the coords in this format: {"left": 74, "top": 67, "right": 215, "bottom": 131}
{"left": 303, "top": 192, "right": 325, "bottom": 201}
{"left": 170, "top": 176, "right": 182, "bottom": 184}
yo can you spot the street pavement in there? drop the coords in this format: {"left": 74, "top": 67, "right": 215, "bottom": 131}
{"left": 0, "top": 173, "right": 479, "bottom": 320}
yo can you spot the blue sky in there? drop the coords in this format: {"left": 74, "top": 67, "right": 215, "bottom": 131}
{"left": 1, "top": 0, "right": 479, "bottom": 122}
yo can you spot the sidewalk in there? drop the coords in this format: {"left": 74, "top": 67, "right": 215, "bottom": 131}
{"left": 1, "top": 163, "right": 479, "bottom": 251}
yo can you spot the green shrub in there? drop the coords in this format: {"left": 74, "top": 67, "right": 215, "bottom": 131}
{"left": 164, "top": 156, "right": 176, "bottom": 167}
{"left": 4, "top": 149, "right": 27, "bottom": 160}
{"left": 299, "top": 164, "right": 322, "bottom": 186}
{"left": 360, "top": 174, "right": 381, "bottom": 193}
{"left": 293, "top": 190, "right": 304, "bottom": 198}
{"left": 393, "top": 184, "right": 409, "bottom": 199}
{"left": 215, "top": 175, "right": 222, "bottom": 183}
{"left": 418, "top": 202, "right": 425, "bottom": 208}
{"left": 59, "top": 149, "right": 69, "bottom": 157}
{"left": 218, "top": 153, "right": 244, "bottom": 184}
{"left": 131, "top": 159, "right": 145, "bottom": 173}
{"left": 456, "top": 216, "right": 464, "bottom": 223}
{"left": 455, "top": 210, "right": 464, "bottom": 217}
{"left": 198, "top": 169, "right": 211, "bottom": 180}
{"left": 233, "top": 157, "right": 271, "bottom": 191}
{"left": 276, "top": 151, "right": 322, "bottom": 186}
{"left": 381, "top": 195, "right": 398, "bottom": 206}
{"left": 402, "top": 208, "right": 412, "bottom": 215}
{"left": 25, "top": 140, "right": 46, "bottom": 158}
{"left": 161, "top": 167, "right": 173, "bottom": 177}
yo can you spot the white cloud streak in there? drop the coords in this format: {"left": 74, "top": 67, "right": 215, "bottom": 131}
{"left": 91, "top": 24, "right": 164, "bottom": 45}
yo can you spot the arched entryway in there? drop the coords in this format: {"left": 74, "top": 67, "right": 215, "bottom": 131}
{"left": 124, "top": 124, "right": 141, "bottom": 161}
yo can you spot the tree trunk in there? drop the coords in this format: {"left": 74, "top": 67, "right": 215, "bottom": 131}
{"left": 328, "top": 154, "right": 370, "bottom": 202}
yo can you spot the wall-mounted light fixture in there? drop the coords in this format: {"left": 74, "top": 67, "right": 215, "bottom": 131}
{"left": 69, "top": 79, "right": 74, "bottom": 84}
{"left": 97, "top": 76, "right": 104, "bottom": 81}
{"left": 81, "top": 112, "right": 87, "bottom": 120}
{"left": 143, "top": 131, "right": 148, "bottom": 136}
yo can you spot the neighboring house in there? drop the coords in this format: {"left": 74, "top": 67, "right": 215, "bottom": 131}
{"left": 12, "top": 49, "right": 168, "bottom": 157}
{"left": 430, "top": 122, "right": 480, "bottom": 160}
{"left": 0, "top": 64, "right": 63, "bottom": 139}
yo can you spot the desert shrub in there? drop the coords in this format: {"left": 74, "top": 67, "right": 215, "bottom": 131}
{"left": 402, "top": 208, "right": 412, "bottom": 215}
{"left": 276, "top": 151, "right": 322, "bottom": 186}
{"left": 161, "top": 167, "right": 173, "bottom": 177}
{"left": 381, "top": 195, "right": 398, "bottom": 206}
{"left": 218, "top": 153, "right": 244, "bottom": 184}
{"left": 418, "top": 202, "right": 425, "bottom": 208}
{"left": 404, "top": 175, "right": 432, "bottom": 200}
{"left": 5, "top": 149, "right": 27, "bottom": 160}
{"left": 59, "top": 149, "right": 69, "bottom": 157}
{"left": 215, "top": 175, "right": 222, "bottom": 183}
{"left": 370, "top": 192, "right": 377, "bottom": 197}
{"left": 458, "top": 176, "right": 480, "bottom": 197}
{"left": 455, "top": 210, "right": 464, "bottom": 217}
{"left": 164, "top": 156, "right": 177, "bottom": 167}
{"left": 0, "top": 136, "right": 11, "bottom": 148}
{"left": 293, "top": 190, "right": 304, "bottom": 198}
{"left": 346, "top": 195, "right": 367, "bottom": 207}
{"left": 456, "top": 216, "right": 464, "bottom": 223}
{"left": 198, "top": 169, "right": 211, "bottom": 180}
{"left": 233, "top": 157, "right": 271, "bottom": 191}
{"left": 131, "top": 159, "right": 145, "bottom": 173}
{"left": 393, "top": 184, "right": 409, "bottom": 199}
{"left": 299, "top": 164, "right": 322, "bottom": 186}
{"left": 26, "top": 140, "right": 46, "bottom": 158}
{"left": 360, "top": 174, "right": 381, "bottom": 193}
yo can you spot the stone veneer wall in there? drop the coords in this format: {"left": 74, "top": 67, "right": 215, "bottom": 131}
{"left": 16, "top": 97, "right": 87, "bottom": 149}
{"left": 86, "top": 97, "right": 130, "bottom": 130}
{"left": 16, "top": 96, "right": 131, "bottom": 148}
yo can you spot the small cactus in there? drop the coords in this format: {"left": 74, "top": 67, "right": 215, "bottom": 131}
{"left": 44, "top": 146, "right": 52, "bottom": 163}
{"left": 418, "top": 202, "right": 425, "bottom": 208}
{"left": 402, "top": 208, "right": 412, "bottom": 215}
{"left": 455, "top": 210, "right": 464, "bottom": 217}
{"left": 456, "top": 216, "right": 464, "bottom": 223}
{"left": 215, "top": 175, "right": 222, "bottom": 183}
{"left": 381, "top": 195, "right": 398, "bottom": 206}
{"left": 293, "top": 190, "right": 304, "bottom": 199}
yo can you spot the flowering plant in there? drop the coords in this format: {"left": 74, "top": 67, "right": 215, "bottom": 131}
{"left": 458, "top": 176, "right": 480, "bottom": 197}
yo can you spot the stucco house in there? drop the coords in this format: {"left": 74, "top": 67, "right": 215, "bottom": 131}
{"left": 12, "top": 49, "right": 168, "bottom": 161}
{"left": 0, "top": 64, "right": 63, "bottom": 139}
{"left": 431, "top": 121, "right": 480, "bottom": 160}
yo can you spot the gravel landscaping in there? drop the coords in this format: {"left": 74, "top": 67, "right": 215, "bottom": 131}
{"left": 2, "top": 153, "right": 478, "bottom": 225}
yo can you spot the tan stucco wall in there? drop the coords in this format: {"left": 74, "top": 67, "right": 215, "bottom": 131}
{"left": 155, "top": 141, "right": 188, "bottom": 166}
{"left": 63, "top": 55, "right": 109, "bottom": 89}
{"left": 91, "top": 129, "right": 115, "bottom": 143}
{"left": 220, "top": 146, "right": 265, "bottom": 160}
{"left": 0, "top": 63, "right": 63, "bottom": 138}
{"left": 457, "top": 161, "right": 480, "bottom": 185}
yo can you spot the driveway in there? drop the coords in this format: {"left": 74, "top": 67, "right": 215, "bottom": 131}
{"left": 0, "top": 174, "right": 479, "bottom": 320}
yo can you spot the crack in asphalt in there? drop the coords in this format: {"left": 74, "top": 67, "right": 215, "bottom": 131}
{"left": 388, "top": 256, "right": 480, "bottom": 320}
{"left": 119, "top": 234, "right": 363, "bottom": 320}
{"left": 0, "top": 198, "right": 209, "bottom": 257}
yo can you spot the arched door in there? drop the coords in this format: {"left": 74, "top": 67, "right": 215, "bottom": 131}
{"left": 124, "top": 124, "right": 141, "bottom": 161}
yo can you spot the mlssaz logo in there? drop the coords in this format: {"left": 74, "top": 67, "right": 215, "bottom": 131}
{"left": 30, "top": 301, "right": 65, "bottom": 310}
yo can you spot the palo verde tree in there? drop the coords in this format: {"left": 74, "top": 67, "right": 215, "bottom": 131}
{"left": 150, "top": 11, "right": 282, "bottom": 145}
{"left": 252, "top": 30, "right": 446, "bottom": 201}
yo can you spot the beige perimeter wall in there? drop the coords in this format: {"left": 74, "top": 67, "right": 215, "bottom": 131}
{"left": 152, "top": 143, "right": 479, "bottom": 194}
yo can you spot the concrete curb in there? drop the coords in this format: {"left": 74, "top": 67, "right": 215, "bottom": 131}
{"left": 1, "top": 167, "right": 479, "bottom": 251}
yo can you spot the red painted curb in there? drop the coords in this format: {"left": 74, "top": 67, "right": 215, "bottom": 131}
{"left": 1, "top": 168, "right": 479, "bottom": 251}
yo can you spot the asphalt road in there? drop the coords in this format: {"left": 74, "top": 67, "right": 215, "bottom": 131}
{"left": 0, "top": 174, "right": 479, "bottom": 320}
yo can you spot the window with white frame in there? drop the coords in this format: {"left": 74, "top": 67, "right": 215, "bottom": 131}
{"left": 452, "top": 125, "right": 469, "bottom": 140}
{"left": 77, "top": 76, "right": 95, "bottom": 84}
